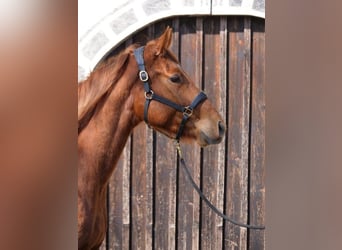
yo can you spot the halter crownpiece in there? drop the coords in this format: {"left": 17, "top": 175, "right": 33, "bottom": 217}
{"left": 134, "top": 46, "right": 207, "bottom": 142}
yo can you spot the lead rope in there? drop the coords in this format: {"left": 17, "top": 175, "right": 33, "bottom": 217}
{"left": 175, "top": 140, "right": 265, "bottom": 230}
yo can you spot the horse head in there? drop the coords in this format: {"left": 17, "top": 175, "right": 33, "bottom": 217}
{"left": 132, "top": 27, "right": 225, "bottom": 147}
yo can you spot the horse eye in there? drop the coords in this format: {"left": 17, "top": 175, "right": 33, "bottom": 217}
{"left": 170, "top": 75, "right": 181, "bottom": 83}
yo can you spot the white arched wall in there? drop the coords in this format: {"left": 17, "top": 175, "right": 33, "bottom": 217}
{"left": 78, "top": 0, "right": 265, "bottom": 81}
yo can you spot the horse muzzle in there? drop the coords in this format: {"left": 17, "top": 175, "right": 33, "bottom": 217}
{"left": 198, "top": 120, "right": 226, "bottom": 146}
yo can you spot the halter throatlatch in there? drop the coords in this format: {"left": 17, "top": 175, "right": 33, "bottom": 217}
{"left": 134, "top": 46, "right": 207, "bottom": 142}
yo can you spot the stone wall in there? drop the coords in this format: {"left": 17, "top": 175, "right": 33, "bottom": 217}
{"left": 78, "top": 0, "right": 265, "bottom": 81}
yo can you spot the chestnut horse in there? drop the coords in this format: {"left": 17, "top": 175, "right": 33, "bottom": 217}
{"left": 78, "top": 27, "right": 225, "bottom": 250}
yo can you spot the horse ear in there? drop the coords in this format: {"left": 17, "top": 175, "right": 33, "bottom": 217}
{"left": 155, "top": 26, "right": 173, "bottom": 56}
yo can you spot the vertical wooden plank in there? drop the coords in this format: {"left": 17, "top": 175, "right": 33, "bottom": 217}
{"left": 130, "top": 124, "right": 152, "bottom": 250}
{"left": 153, "top": 20, "right": 178, "bottom": 250}
{"left": 193, "top": 18, "right": 204, "bottom": 250}
{"left": 107, "top": 137, "right": 131, "bottom": 250}
{"left": 121, "top": 136, "right": 131, "bottom": 250}
{"left": 224, "top": 17, "right": 251, "bottom": 250}
{"left": 200, "top": 16, "right": 227, "bottom": 250}
{"left": 145, "top": 26, "right": 155, "bottom": 250}
{"left": 218, "top": 16, "right": 228, "bottom": 250}
{"left": 248, "top": 17, "right": 265, "bottom": 250}
{"left": 108, "top": 149, "right": 122, "bottom": 250}
{"left": 99, "top": 218, "right": 107, "bottom": 250}
{"left": 176, "top": 17, "right": 202, "bottom": 250}
{"left": 130, "top": 27, "right": 154, "bottom": 250}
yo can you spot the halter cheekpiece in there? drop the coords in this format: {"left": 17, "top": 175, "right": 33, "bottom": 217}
{"left": 134, "top": 46, "right": 207, "bottom": 142}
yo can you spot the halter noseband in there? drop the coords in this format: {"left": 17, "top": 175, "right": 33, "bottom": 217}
{"left": 134, "top": 46, "right": 207, "bottom": 142}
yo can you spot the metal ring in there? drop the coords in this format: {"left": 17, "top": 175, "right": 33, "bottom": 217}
{"left": 139, "top": 70, "right": 149, "bottom": 82}
{"left": 144, "top": 90, "right": 154, "bottom": 100}
{"left": 183, "top": 106, "right": 193, "bottom": 117}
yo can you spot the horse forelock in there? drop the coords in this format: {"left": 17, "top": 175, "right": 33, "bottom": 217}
{"left": 78, "top": 44, "right": 139, "bottom": 133}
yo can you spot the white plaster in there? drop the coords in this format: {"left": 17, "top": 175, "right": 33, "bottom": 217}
{"left": 78, "top": 0, "right": 130, "bottom": 40}
{"left": 78, "top": 0, "right": 265, "bottom": 81}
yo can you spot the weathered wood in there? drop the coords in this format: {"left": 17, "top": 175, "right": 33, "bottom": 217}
{"left": 224, "top": 17, "right": 251, "bottom": 250}
{"left": 99, "top": 222, "right": 107, "bottom": 250}
{"left": 200, "top": 16, "right": 226, "bottom": 250}
{"left": 121, "top": 136, "right": 131, "bottom": 250}
{"left": 176, "top": 17, "right": 202, "bottom": 250}
{"left": 108, "top": 151, "right": 122, "bottom": 250}
{"left": 153, "top": 20, "right": 178, "bottom": 250}
{"left": 130, "top": 27, "right": 155, "bottom": 250}
{"left": 217, "top": 15, "right": 228, "bottom": 249}
{"left": 130, "top": 28, "right": 152, "bottom": 250}
{"left": 130, "top": 122, "right": 154, "bottom": 250}
{"left": 248, "top": 17, "right": 265, "bottom": 250}
{"left": 107, "top": 137, "right": 131, "bottom": 250}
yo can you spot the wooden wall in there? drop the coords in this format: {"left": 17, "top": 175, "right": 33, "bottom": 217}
{"left": 100, "top": 16, "right": 265, "bottom": 250}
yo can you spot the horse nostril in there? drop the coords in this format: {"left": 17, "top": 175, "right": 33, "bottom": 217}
{"left": 218, "top": 121, "right": 226, "bottom": 137}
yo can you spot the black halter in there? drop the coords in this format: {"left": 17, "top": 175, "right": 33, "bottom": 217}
{"left": 134, "top": 46, "right": 207, "bottom": 142}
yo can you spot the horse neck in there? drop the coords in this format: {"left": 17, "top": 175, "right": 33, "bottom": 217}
{"left": 78, "top": 63, "right": 140, "bottom": 186}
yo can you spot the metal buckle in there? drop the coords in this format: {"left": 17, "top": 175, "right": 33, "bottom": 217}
{"left": 183, "top": 106, "right": 193, "bottom": 117}
{"left": 144, "top": 90, "right": 154, "bottom": 100}
{"left": 139, "top": 70, "right": 149, "bottom": 82}
{"left": 174, "top": 140, "right": 182, "bottom": 158}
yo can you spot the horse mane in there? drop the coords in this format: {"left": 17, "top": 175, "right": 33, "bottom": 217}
{"left": 78, "top": 44, "right": 139, "bottom": 133}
